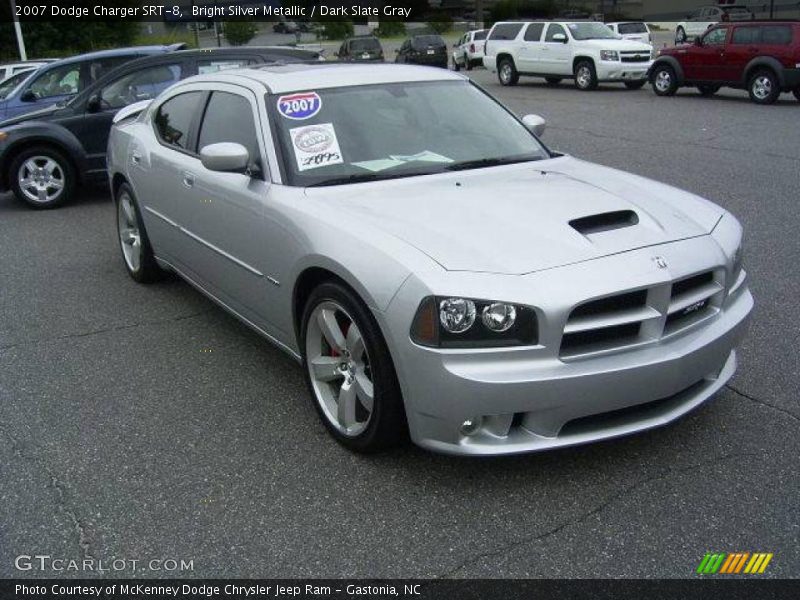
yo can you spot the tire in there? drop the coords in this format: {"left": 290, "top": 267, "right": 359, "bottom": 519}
{"left": 545, "top": 77, "right": 562, "bottom": 86}
{"left": 652, "top": 64, "right": 679, "bottom": 96}
{"left": 794, "top": 88, "right": 800, "bottom": 102}
{"left": 497, "top": 57, "right": 519, "bottom": 86}
{"left": 301, "top": 282, "right": 407, "bottom": 453}
{"left": 624, "top": 80, "right": 646, "bottom": 90}
{"left": 675, "top": 27, "right": 686, "bottom": 44}
{"left": 115, "top": 182, "right": 164, "bottom": 283}
{"left": 453, "top": 57, "right": 460, "bottom": 71}
{"left": 9, "top": 145, "right": 75, "bottom": 209}
{"left": 465, "top": 58, "right": 473, "bottom": 71}
{"left": 747, "top": 69, "right": 780, "bottom": 105}
{"left": 574, "top": 60, "right": 598, "bottom": 91}
{"left": 697, "top": 84, "right": 721, "bottom": 96}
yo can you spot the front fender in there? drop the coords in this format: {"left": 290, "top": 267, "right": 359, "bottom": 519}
{"left": 0, "top": 122, "right": 88, "bottom": 190}
{"left": 649, "top": 56, "right": 685, "bottom": 85}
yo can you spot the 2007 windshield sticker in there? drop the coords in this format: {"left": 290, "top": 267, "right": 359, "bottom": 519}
{"left": 290, "top": 123, "right": 343, "bottom": 171}
{"left": 277, "top": 92, "right": 322, "bottom": 120}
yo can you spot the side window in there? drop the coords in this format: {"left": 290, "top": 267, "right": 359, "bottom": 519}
{"left": 545, "top": 24, "right": 567, "bottom": 42}
{"left": 100, "top": 64, "right": 181, "bottom": 109}
{"left": 761, "top": 25, "right": 792, "bottom": 45}
{"left": 197, "top": 91, "right": 259, "bottom": 164}
{"left": 703, "top": 27, "right": 728, "bottom": 46}
{"left": 524, "top": 23, "right": 544, "bottom": 42}
{"left": 28, "top": 64, "right": 80, "bottom": 99}
{"left": 197, "top": 59, "right": 254, "bottom": 74}
{"left": 732, "top": 26, "right": 760, "bottom": 45}
{"left": 154, "top": 91, "right": 204, "bottom": 150}
{"left": 489, "top": 23, "right": 524, "bottom": 40}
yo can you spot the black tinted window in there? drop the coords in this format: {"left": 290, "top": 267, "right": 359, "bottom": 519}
{"left": 524, "top": 23, "right": 544, "bottom": 41}
{"left": 197, "top": 91, "right": 259, "bottom": 161}
{"left": 490, "top": 23, "right": 524, "bottom": 40}
{"left": 101, "top": 64, "right": 181, "bottom": 109}
{"left": 545, "top": 23, "right": 567, "bottom": 42}
{"left": 762, "top": 25, "right": 792, "bottom": 45}
{"left": 474, "top": 30, "right": 487, "bottom": 41}
{"left": 731, "top": 26, "right": 760, "bottom": 44}
{"left": 154, "top": 91, "right": 203, "bottom": 150}
{"left": 350, "top": 38, "right": 381, "bottom": 52}
{"left": 412, "top": 35, "right": 445, "bottom": 49}
{"left": 618, "top": 23, "right": 648, "bottom": 34}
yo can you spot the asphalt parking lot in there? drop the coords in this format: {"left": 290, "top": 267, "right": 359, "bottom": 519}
{"left": 1, "top": 69, "right": 798, "bottom": 579}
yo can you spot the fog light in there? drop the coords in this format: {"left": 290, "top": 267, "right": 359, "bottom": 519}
{"left": 460, "top": 417, "right": 483, "bottom": 436}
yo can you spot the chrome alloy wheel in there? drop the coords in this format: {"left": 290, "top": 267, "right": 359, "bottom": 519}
{"left": 17, "top": 156, "right": 65, "bottom": 204}
{"left": 306, "top": 301, "right": 374, "bottom": 437}
{"left": 117, "top": 190, "right": 142, "bottom": 273}
{"left": 752, "top": 75, "right": 772, "bottom": 101}
{"left": 499, "top": 62, "right": 513, "bottom": 84}
{"left": 576, "top": 66, "right": 592, "bottom": 88}
{"left": 655, "top": 69, "right": 672, "bottom": 93}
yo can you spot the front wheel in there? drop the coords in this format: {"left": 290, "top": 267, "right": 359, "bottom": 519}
{"left": 748, "top": 69, "right": 780, "bottom": 105}
{"left": 574, "top": 60, "right": 598, "bottom": 91}
{"left": 497, "top": 58, "right": 519, "bottom": 86}
{"left": 794, "top": 88, "right": 800, "bottom": 102}
{"left": 116, "top": 183, "right": 164, "bottom": 283}
{"left": 624, "top": 80, "right": 646, "bottom": 90}
{"left": 301, "top": 282, "right": 406, "bottom": 453}
{"left": 652, "top": 64, "right": 678, "bottom": 96}
{"left": 10, "top": 146, "right": 75, "bottom": 209}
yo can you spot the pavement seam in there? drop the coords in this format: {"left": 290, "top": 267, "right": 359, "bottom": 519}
{"left": 725, "top": 383, "right": 800, "bottom": 424}
{"left": 438, "top": 452, "right": 758, "bottom": 578}
{"left": 0, "top": 422, "right": 94, "bottom": 559}
{"left": 0, "top": 310, "right": 211, "bottom": 351}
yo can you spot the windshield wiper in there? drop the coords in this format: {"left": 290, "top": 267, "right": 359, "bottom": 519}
{"left": 444, "top": 155, "right": 541, "bottom": 172}
{"left": 306, "top": 169, "right": 439, "bottom": 187}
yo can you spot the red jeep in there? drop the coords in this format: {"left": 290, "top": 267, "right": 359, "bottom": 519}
{"left": 649, "top": 21, "right": 800, "bottom": 104}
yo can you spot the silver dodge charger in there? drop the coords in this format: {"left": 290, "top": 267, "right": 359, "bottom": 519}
{"left": 107, "top": 63, "right": 752, "bottom": 455}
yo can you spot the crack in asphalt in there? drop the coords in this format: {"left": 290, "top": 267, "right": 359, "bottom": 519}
{"left": 438, "top": 452, "right": 757, "bottom": 578}
{"left": 725, "top": 383, "right": 800, "bottom": 424}
{"left": 0, "top": 423, "right": 94, "bottom": 559}
{"left": 0, "top": 310, "right": 211, "bottom": 352}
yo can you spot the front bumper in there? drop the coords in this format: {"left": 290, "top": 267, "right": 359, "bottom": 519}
{"left": 596, "top": 60, "right": 654, "bottom": 82}
{"left": 381, "top": 238, "right": 752, "bottom": 456}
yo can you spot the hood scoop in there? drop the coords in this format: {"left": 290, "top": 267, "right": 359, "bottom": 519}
{"left": 570, "top": 210, "right": 639, "bottom": 236}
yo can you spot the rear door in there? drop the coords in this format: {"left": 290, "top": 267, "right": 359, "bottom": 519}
{"left": 725, "top": 25, "right": 762, "bottom": 82}
{"left": 517, "top": 23, "right": 545, "bottom": 72}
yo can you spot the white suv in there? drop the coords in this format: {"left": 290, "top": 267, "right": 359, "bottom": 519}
{"left": 452, "top": 29, "right": 487, "bottom": 71}
{"left": 483, "top": 21, "right": 654, "bottom": 90}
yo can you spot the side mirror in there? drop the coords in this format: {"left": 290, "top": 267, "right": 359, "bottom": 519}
{"left": 86, "top": 94, "right": 102, "bottom": 113}
{"left": 200, "top": 142, "right": 249, "bottom": 173}
{"left": 552, "top": 33, "right": 567, "bottom": 43}
{"left": 522, "top": 114, "right": 546, "bottom": 137}
{"left": 20, "top": 89, "right": 37, "bottom": 102}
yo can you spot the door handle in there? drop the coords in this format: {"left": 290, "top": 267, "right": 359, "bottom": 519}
{"left": 182, "top": 172, "right": 195, "bottom": 188}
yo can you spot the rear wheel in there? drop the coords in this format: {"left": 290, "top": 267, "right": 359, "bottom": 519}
{"left": 545, "top": 77, "right": 562, "bottom": 86}
{"left": 452, "top": 56, "right": 461, "bottom": 71}
{"left": 624, "top": 80, "right": 646, "bottom": 90}
{"left": 574, "top": 60, "right": 598, "bottom": 91}
{"left": 748, "top": 69, "right": 780, "bottom": 104}
{"left": 675, "top": 26, "right": 686, "bottom": 44}
{"left": 301, "top": 282, "right": 406, "bottom": 453}
{"left": 10, "top": 146, "right": 75, "bottom": 209}
{"left": 697, "top": 84, "right": 721, "bottom": 96}
{"left": 794, "top": 88, "right": 800, "bottom": 102}
{"left": 497, "top": 57, "right": 519, "bottom": 86}
{"left": 115, "top": 183, "right": 164, "bottom": 283}
{"left": 652, "top": 64, "right": 678, "bottom": 96}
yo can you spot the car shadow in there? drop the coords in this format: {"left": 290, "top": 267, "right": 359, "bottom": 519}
{"left": 0, "top": 186, "right": 111, "bottom": 213}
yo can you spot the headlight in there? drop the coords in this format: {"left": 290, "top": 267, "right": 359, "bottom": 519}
{"left": 600, "top": 50, "right": 619, "bottom": 61}
{"left": 411, "top": 297, "right": 538, "bottom": 348}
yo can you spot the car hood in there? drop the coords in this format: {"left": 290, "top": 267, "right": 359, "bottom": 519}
{"left": 304, "top": 156, "right": 723, "bottom": 275}
{"left": 577, "top": 38, "right": 652, "bottom": 52}
{"left": 0, "top": 102, "right": 69, "bottom": 126}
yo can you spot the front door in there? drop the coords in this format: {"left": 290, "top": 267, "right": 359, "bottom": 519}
{"left": 683, "top": 27, "right": 729, "bottom": 81}
{"left": 540, "top": 23, "right": 571, "bottom": 75}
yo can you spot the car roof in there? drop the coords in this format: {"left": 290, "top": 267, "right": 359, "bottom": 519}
{"left": 180, "top": 63, "right": 465, "bottom": 94}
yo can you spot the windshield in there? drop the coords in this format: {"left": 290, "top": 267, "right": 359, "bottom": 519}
{"left": 617, "top": 23, "right": 648, "bottom": 34}
{"left": 567, "top": 22, "right": 620, "bottom": 40}
{"left": 0, "top": 69, "right": 35, "bottom": 99}
{"left": 270, "top": 81, "right": 548, "bottom": 187}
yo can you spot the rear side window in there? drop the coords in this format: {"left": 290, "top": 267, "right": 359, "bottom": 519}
{"left": 617, "top": 23, "right": 648, "bottom": 34}
{"left": 731, "top": 26, "right": 760, "bottom": 45}
{"left": 101, "top": 64, "right": 181, "bottom": 109}
{"left": 28, "top": 63, "right": 80, "bottom": 99}
{"left": 489, "top": 23, "right": 524, "bottom": 40}
{"left": 154, "top": 91, "right": 204, "bottom": 150}
{"left": 474, "top": 30, "right": 487, "bottom": 41}
{"left": 761, "top": 25, "right": 792, "bottom": 45}
{"left": 197, "top": 91, "right": 259, "bottom": 161}
{"left": 524, "top": 23, "right": 545, "bottom": 41}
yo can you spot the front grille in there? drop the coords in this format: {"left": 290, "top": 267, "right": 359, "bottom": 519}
{"left": 620, "top": 52, "right": 651, "bottom": 63}
{"left": 560, "top": 270, "right": 724, "bottom": 359}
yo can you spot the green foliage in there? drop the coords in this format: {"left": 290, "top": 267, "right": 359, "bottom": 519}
{"left": 135, "top": 30, "right": 197, "bottom": 49}
{"left": 224, "top": 21, "right": 259, "bottom": 46}
{"left": 373, "top": 21, "right": 406, "bottom": 38}
{"left": 426, "top": 12, "right": 453, "bottom": 34}
{"left": 488, "top": 0, "right": 558, "bottom": 25}
{"left": 315, "top": 20, "right": 355, "bottom": 41}
{"left": 0, "top": 21, "right": 140, "bottom": 60}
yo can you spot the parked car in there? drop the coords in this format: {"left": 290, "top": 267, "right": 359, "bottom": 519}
{"left": 484, "top": 21, "right": 654, "bottom": 90}
{"left": 107, "top": 63, "right": 751, "bottom": 455}
{"left": 650, "top": 22, "right": 800, "bottom": 104}
{"left": 336, "top": 36, "right": 384, "bottom": 62}
{"left": 606, "top": 22, "right": 653, "bottom": 45}
{"left": 273, "top": 20, "right": 299, "bottom": 34}
{"left": 396, "top": 35, "right": 448, "bottom": 68}
{"left": 675, "top": 4, "right": 754, "bottom": 44}
{"left": 0, "top": 47, "right": 321, "bottom": 208}
{"left": 0, "top": 46, "right": 185, "bottom": 122}
{"left": 0, "top": 59, "right": 56, "bottom": 81}
{"left": 452, "top": 29, "right": 487, "bottom": 70}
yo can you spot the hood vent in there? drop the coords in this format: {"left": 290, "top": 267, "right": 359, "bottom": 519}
{"left": 570, "top": 210, "right": 639, "bottom": 236}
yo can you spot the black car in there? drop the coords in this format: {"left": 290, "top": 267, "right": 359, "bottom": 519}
{"left": 336, "top": 36, "right": 384, "bottom": 62}
{"left": 395, "top": 35, "right": 448, "bottom": 68}
{"left": 0, "top": 47, "right": 320, "bottom": 209}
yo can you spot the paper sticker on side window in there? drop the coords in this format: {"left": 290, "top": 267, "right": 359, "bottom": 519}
{"left": 277, "top": 92, "right": 322, "bottom": 120}
{"left": 290, "top": 123, "right": 343, "bottom": 171}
